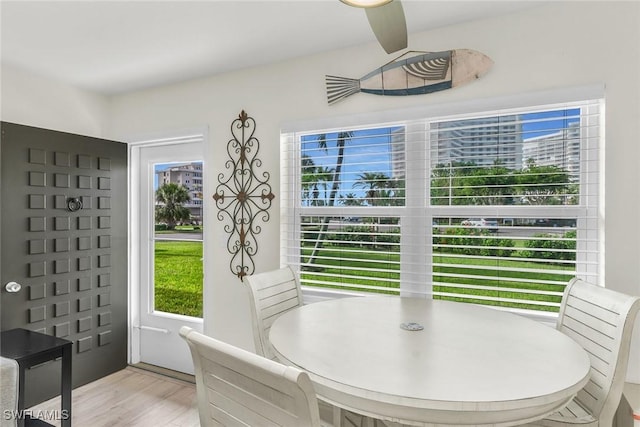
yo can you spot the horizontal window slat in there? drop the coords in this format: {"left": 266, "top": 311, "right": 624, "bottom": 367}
{"left": 302, "top": 270, "right": 399, "bottom": 282}
{"left": 433, "top": 275, "right": 569, "bottom": 291}
{"left": 432, "top": 252, "right": 594, "bottom": 267}
{"left": 301, "top": 263, "right": 400, "bottom": 276}
{"left": 432, "top": 291, "right": 562, "bottom": 308}
{"left": 432, "top": 262, "right": 575, "bottom": 278}
{"left": 302, "top": 280, "right": 400, "bottom": 294}
{"left": 432, "top": 281, "right": 565, "bottom": 297}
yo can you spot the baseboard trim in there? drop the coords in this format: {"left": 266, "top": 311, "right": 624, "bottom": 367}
{"left": 130, "top": 362, "right": 195, "bottom": 384}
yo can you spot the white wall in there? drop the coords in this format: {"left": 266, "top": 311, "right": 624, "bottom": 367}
{"left": 1, "top": 64, "right": 110, "bottom": 138}
{"left": 3, "top": 2, "right": 639, "bottom": 381}
{"left": 109, "top": 1, "right": 640, "bottom": 381}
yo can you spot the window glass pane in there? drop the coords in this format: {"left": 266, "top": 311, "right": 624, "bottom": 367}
{"left": 301, "top": 127, "right": 405, "bottom": 207}
{"left": 153, "top": 161, "right": 204, "bottom": 317}
{"left": 154, "top": 240, "right": 203, "bottom": 317}
{"left": 300, "top": 215, "right": 400, "bottom": 294}
{"left": 155, "top": 162, "right": 204, "bottom": 230}
{"left": 432, "top": 217, "right": 577, "bottom": 312}
{"left": 430, "top": 109, "right": 581, "bottom": 206}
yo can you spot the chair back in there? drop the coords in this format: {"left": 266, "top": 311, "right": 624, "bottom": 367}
{"left": 180, "top": 327, "right": 321, "bottom": 427}
{"left": 244, "top": 266, "right": 304, "bottom": 360}
{"left": 556, "top": 278, "right": 640, "bottom": 425}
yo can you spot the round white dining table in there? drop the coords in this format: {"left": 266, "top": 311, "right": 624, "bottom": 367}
{"left": 269, "top": 296, "right": 591, "bottom": 426}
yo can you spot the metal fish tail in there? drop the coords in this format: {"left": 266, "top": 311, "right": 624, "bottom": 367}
{"left": 326, "top": 75, "right": 361, "bottom": 105}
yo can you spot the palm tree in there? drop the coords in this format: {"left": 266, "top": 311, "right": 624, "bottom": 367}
{"left": 353, "top": 172, "right": 392, "bottom": 248}
{"left": 340, "top": 192, "right": 364, "bottom": 206}
{"left": 301, "top": 155, "right": 316, "bottom": 206}
{"left": 155, "top": 182, "right": 191, "bottom": 230}
{"left": 353, "top": 172, "right": 392, "bottom": 206}
{"left": 306, "top": 131, "right": 353, "bottom": 265}
{"left": 315, "top": 166, "right": 335, "bottom": 206}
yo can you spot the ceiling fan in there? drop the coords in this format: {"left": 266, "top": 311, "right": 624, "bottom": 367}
{"left": 341, "top": 0, "right": 408, "bottom": 54}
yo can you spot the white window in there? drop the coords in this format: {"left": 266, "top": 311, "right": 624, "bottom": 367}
{"left": 282, "top": 96, "right": 602, "bottom": 315}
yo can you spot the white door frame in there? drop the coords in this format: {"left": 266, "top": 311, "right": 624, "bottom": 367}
{"left": 128, "top": 128, "right": 207, "bottom": 373}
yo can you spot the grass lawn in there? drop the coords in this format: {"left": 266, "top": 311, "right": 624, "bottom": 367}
{"left": 154, "top": 240, "right": 203, "bottom": 317}
{"left": 301, "top": 243, "right": 574, "bottom": 312}
{"left": 153, "top": 238, "right": 574, "bottom": 317}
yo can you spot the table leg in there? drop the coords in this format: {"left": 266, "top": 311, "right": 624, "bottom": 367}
{"left": 61, "top": 345, "right": 71, "bottom": 427}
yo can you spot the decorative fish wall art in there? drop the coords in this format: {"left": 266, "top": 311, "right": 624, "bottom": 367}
{"left": 325, "top": 49, "right": 493, "bottom": 105}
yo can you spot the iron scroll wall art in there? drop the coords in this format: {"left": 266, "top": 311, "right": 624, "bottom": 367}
{"left": 213, "top": 110, "right": 275, "bottom": 281}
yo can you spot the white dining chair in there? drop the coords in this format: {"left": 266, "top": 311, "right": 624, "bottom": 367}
{"left": 523, "top": 278, "right": 640, "bottom": 427}
{"left": 244, "top": 265, "right": 303, "bottom": 361}
{"left": 180, "top": 326, "right": 326, "bottom": 427}
{"left": 245, "top": 266, "right": 380, "bottom": 427}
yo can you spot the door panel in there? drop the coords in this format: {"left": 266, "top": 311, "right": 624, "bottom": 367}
{"left": 0, "top": 122, "right": 127, "bottom": 406}
{"left": 133, "top": 141, "right": 204, "bottom": 374}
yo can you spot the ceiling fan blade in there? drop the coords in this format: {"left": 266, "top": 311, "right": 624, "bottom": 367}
{"left": 365, "top": 0, "right": 407, "bottom": 54}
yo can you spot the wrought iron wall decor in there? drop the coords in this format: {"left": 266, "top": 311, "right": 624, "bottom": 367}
{"left": 213, "top": 110, "right": 275, "bottom": 281}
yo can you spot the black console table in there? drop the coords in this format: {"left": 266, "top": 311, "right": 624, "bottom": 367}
{"left": 0, "top": 328, "right": 72, "bottom": 427}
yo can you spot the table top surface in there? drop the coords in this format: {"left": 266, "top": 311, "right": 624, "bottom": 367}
{"left": 1, "top": 328, "right": 72, "bottom": 361}
{"left": 269, "top": 296, "right": 591, "bottom": 425}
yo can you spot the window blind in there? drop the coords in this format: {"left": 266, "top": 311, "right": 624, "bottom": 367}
{"left": 281, "top": 99, "right": 602, "bottom": 313}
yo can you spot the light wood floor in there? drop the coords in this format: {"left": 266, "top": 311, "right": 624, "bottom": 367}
{"left": 29, "top": 366, "right": 199, "bottom": 427}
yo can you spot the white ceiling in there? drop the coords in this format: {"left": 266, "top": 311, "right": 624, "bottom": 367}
{"left": 1, "top": 1, "right": 542, "bottom": 95}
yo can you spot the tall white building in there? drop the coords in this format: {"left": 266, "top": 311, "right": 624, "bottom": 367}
{"left": 522, "top": 121, "right": 580, "bottom": 179}
{"left": 432, "top": 115, "right": 523, "bottom": 169}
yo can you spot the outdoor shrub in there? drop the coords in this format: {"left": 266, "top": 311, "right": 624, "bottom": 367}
{"left": 320, "top": 226, "right": 401, "bottom": 250}
{"left": 302, "top": 226, "right": 321, "bottom": 242}
{"left": 376, "top": 232, "right": 401, "bottom": 247}
{"left": 433, "top": 227, "right": 514, "bottom": 257}
{"left": 155, "top": 223, "right": 169, "bottom": 231}
{"left": 521, "top": 230, "right": 576, "bottom": 263}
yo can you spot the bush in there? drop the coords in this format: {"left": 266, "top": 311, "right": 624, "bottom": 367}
{"left": 325, "top": 226, "right": 400, "bottom": 249}
{"left": 521, "top": 230, "right": 576, "bottom": 263}
{"left": 301, "top": 225, "right": 321, "bottom": 242}
{"left": 155, "top": 223, "right": 169, "bottom": 231}
{"left": 433, "top": 227, "right": 514, "bottom": 257}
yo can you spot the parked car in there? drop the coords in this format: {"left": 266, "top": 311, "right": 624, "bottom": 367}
{"left": 461, "top": 218, "right": 499, "bottom": 232}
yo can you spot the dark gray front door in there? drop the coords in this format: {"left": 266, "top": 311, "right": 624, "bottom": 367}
{"left": 0, "top": 122, "right": 127, "bottom": 406}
